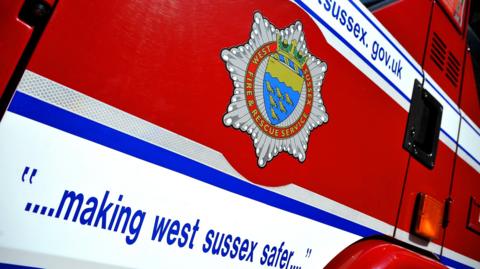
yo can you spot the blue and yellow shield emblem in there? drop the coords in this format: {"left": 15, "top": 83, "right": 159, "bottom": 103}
{"left": 263, "top": 49, "right": 305, "bottom": 125}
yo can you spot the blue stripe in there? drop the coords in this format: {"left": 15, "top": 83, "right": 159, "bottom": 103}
{"left": 458, "top": 143, "right": 480, "bottom": 166}
{"left": 293, "top": 0, "right": 411, "bottom": 103}
{"left": 440, "top": 128, "right": 458, "bottom": 145}
{"left": 440, "top": 255, "right": 474, "bottom": 269}
{"left": 426, "top": 77, "right": 480, "bottom": 154}
{"left": 425, "top": 79, "right": 461, "bottom": 115}
{"left": 0, "top": 263, "right": 40, "bottom": 269}
{"left": 424, "top": 79, "right": 480, "bottom": 141}
{"left": 426, "top": 78, "right": 480, "bottom": 139}
{"left": 7, "top": 91, "right": 379, "bottom": 239}
{"left": 441, "top": 128, "right": 480, "bottom": 166}
{"left": 439, "top": 123, "right": 480, "bottom": 167}
{"left": 461, "top": 115, "right": 480, "bottom": 138}
{"left": 347, "top": 0, "right": 422, "bottom": 76}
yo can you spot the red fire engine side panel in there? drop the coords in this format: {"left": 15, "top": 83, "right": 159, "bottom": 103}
{"left": 423, "top": 2, "right": 467, "bottom": 102}
{"left": 0, "top": 1, "right": 33, "bottom": 96}
{"left": 446, "top": 159, "right": 480, "bottom": 261}
{"left": 444, "top": 52, "right": 480, "bottom": 262}
{"left": 25, "top": 0, "right": 412, "bottom": 229}
{"left": 395, "top": 142, "right": 454, "bottom": 245}
{"left": 372, "top": 0, "right": 433, "bottom": 66}
{"left": 395, "top": 1, "right": 466, "bottom": 247}
{"left": 460, "top": 52, "right": 480, "bottom": 126}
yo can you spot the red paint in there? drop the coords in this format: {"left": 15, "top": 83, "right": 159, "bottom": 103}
{"left": 460, "top": 53, "right": 480, "bottom": 126}
{"left": 395, "top": 0, "right": 467, "bottom": 249}
{"left": 325, "top": 239, "right": 447, "bottom": 269}
{"left": 372, "top": 0, "right": 433, "bottom": 65}
{"left": 444, "top": 158, "right": 480, "bottom": 261}
{"left": 438, "top": 0, "right": 468, "bottom": 31}
{"left": 443, "top": 49, "right": 480, "bottom": 261}
{"left": 423, "top": 3, "right": 467, "bottom": 102}
{"left": 0, "top": 0, "right": 34, "bottom": 96}
{"left": 395, "top": 142, "right": 455, "bottom": 246}
{"left": 467, "top": 197, "right": 480, "bottom": 234}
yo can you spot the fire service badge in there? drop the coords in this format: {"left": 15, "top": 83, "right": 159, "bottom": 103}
{"left": 222, "top": 12, "right": 328, "bottom": 167}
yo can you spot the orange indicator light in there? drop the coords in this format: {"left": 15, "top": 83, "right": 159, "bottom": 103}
{"left": 414, "top": 193, "right": 444, "bottom": 240}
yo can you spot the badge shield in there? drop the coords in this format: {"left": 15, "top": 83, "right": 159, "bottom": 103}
{"left": 263, "top": 53, "right": 304, "bottom": 125}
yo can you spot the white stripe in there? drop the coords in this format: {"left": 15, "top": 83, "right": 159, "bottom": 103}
{"left": 442, "top": 247, "right": 480, "bottom": 268}
{"left": 423, "top": 75, "right": 461, "bottom": 146}
{"left": 462, "top": 110, "right": 480, "bottom": 136}
{"left": 458, "top": 111, "right": 480, "bottom": 169}
{"left": 440, "top": 130, "right": 458, "bottom": 153}
{"left": 394, "top": 229, "right": 442, "bottom": 255}
{"left": 309, "top": 13, "right": 413, "bottom": 112}
{"left": 269, "top": 184, "right": 394, "bottom": 235}
{"left": 0, "top": 247, "right": 127, "bottom": 269}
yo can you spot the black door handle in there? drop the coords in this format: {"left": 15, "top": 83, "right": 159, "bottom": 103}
{"left": 403, "top": 80, "right": 443, "bottom": 169}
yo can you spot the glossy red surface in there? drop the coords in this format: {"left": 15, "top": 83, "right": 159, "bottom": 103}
{"left": 0, "top": 0, "right": 33, "bottom": 96}
{"left": 395, "top": 142, "right": 455, "bottom": 246}
{"left": 443, "top": 50, "right": 480, "bottom": 261}
{"left": 395, "top": 0, "right": 466, "bottom": 248}
{"left": 373, "top": 0, "right": 433, "bottom": 65}
{"left": 460, "top": 53, "right": 480, "bottom": 126}
{"left": 325, "top": 239, "right": 447, "bottom": 269}
{"left": 467, "top": 197, "right": 480, "bottom": 234}
{"left": 423, "top": 3, "right": 467, "bottom": 102}
{"left": 444, "top": 158, "right": 480, "bottom": 261}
